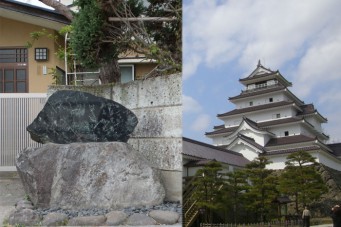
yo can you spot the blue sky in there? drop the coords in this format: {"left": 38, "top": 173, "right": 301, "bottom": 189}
{"left": 14, "top": 0, "right": 341, "bottom": 145}
{"left": 183, "top": 0, "right": 341, "bottom": 144}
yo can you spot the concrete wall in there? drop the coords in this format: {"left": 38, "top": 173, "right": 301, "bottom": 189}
{"left": 48, "top": 73, "right": 182, "bottom": 202}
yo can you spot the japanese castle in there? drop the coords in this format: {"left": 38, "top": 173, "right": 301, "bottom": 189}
{"left": 205, "top": 61, "right": 341, "bottom": 170}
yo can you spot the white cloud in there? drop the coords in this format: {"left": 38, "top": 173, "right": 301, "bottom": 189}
{"left": 190, "top": 114, "right": 211, "bottom": 132}
{"left": 183, "top": 95, "right": 202, "bottom": 113}
{"left": 183, "top": 0, "right": 341, "bottom": 80}
{"left": 183, "top": 55, "right": 202, "bottom": 80}
{"left": 293, "top": 31, "right": 341, "bottom": 98}
{"left": 318, "top": 89, "right": 341, "bottom": 105}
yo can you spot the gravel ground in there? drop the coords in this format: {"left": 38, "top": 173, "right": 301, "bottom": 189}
{"left": 33, "top": 201, "right": 182, "bottom": 218}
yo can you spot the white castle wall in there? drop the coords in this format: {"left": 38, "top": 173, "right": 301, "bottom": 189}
{"left": 223, "top": 106, "right": 297, "bottom": 128}
{"left": 234, "top": 93, "right": 286, "bottom": 109}
{"left": 266, "top": 151, "right": 341, "bottom": 171}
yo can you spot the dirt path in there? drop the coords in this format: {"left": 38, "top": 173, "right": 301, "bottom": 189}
{"left": 0, "top": 172, "right": 25, "bottom": 225}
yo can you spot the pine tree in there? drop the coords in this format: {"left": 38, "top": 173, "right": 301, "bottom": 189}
{"left": 223, "top": 169, "right": 248, "bottom": 224}
{"left": 278, "top": 151, "right": 328, "bottom": 214}
{"left": 192, "top": 160, "right": 225, "bottom": 224}
{"left": 244, "top": 157, "right": 278, "bottom": 222}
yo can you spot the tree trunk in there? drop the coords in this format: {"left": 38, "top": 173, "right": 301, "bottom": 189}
{"left": 99, "top": 60, "right": 121, "bottom": 84}
{"left": 38, "top": 0, "right": 73, "bottom": 21}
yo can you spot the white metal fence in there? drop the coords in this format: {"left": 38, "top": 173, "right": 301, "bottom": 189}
{"left": 0, "top": 93, "right": 46, "bottom": 168}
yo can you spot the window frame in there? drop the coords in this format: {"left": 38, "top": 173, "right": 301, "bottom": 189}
{"left": 0, "top": 48, "right": 28, "bottom": 93}
{"left": 119, "top": 64, "right": 135, "bottom": 83}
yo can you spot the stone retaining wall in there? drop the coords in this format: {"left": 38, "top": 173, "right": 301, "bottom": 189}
{"left": 48, "top": 73, "right": 182, "bottom": 202}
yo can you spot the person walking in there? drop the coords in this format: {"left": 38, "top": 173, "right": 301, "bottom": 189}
{"left": 302, "top": 206, "right": 311, "bottom": 227}
{"left": 331, "top": 205, "right": 341, "bottom": 227}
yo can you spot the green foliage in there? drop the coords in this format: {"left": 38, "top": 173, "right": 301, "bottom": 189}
{"left": 24, "top": 193, "right": 31, "bottom": 201}
{"left": 243, "top": 157, "right": 278, "bottom": 222}
{"left": 222, "top": 169, "right": 248, "bottom": 223}
{"left": 70, "top": 0, "right": 107, "bottom": 69}
{"left": 278, "top": 151, "right": 328, "bottom": 214}
{"left": 48, "top": 68, "right": 63, "bottom": 85}
{"left": 192, "top": 160, "right": 225, "bottom": 223}
{"left": 146, "top": 0, "right": 182, "bottom": 73}
{"left": 26, "top": 27, "right": 76, "bottom": 77}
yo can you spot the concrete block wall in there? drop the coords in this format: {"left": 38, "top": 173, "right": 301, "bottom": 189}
{"left": 48, "top": 73, "right": 182, "bottom": 202}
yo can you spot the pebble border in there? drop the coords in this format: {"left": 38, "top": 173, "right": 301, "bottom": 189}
{"left": 7, "top": 199, "right": 182, "bottom": 226}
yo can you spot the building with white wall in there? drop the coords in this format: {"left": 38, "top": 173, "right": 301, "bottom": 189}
{"left": 206, "top": 61, "right": 341, "bottom": 170}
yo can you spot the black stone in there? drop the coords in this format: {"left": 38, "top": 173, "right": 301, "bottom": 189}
{"left": 27, "top": 90, "right": 138, "bottom": 144}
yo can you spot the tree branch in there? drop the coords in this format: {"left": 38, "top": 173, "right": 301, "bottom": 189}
{"left": 38, "top": 0, "right": 74, "bottom": 21}
{"left": 108, "top": 17, "right": 176, "bottom": 22}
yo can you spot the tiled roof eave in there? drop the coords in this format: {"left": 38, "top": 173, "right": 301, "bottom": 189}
{"left": 218, "top": 101, "right": 295, "bottom": 118}
{"left": 239, "top": 71, "right": 292, "bottom": 87}
{"left": 259, "top": 117, "right": 304, "bottom": 128}
{"left": 262, "top": 145, "right": 321, "bottom": 156}
{"left": 205, "top": 130, "right": 233, "bottom": 137}
{"left": 265, "top": 135, "right": 317, "bottom": 148}
{"left": 229, "top": 134, "right": 265, "bottom": 152}
{"left": 229, "top": 85, "right": 285, "bottom": 101}
{"left": 0, "top": 0, "right": 71, "bottom": 25}
{"left": 300, "top": 112, "right": 328, "bottom": 123}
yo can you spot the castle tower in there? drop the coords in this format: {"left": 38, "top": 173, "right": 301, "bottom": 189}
{"left": 205, "top": 61, "right": 341, "bottom": 170}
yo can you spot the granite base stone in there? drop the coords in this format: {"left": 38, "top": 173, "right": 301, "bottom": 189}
{"left": 7, "top": 199, "right": 181, "bottom": 226}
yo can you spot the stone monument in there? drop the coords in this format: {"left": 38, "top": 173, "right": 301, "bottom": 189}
{"left": 16, "top": 90, "right": 165, "bottom": 210}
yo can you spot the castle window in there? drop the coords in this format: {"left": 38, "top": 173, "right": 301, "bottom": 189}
{"left": 284, "top": 131, "right": 289, "bottom": 136}
{"left": 276, "top": 113, "right": 281, "bottom": 118}
{"left": 269, "top": 97, "right": 273, "bottom": 102}
{"left": 249, "top": 101, "right": 253, "bottom": 106}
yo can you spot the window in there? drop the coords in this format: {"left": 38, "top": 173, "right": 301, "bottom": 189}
{"left": 119, "top": 65, "right": 134, "bottom": 83}
{"left": 284, "top": 131, "right": 289, "bottom": 136}
{"left": 35, "top": 48, "right": 48, "bottom": 61}
{"left": 0, "top": 48, "right": 28, "bottom": 93}
{"left": 0, "top": 48, "right": 27, "bottom": 63}
{"left": 249, "top": 101, "right": 253, "bottom": 106}
{"left": 0, "top": 69, "right": 27, "bottom": 93}
{"left": 269, "top": 97, "right": 273, "bottom": 102}
{"left": 276, "top": 113, "right": 281, "bottom": 118}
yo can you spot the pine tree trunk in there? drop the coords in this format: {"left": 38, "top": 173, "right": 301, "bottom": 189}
{"left": 99, "top": 60, "right": 121, "bottom": 84}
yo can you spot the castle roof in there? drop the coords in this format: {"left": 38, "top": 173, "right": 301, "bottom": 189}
{"left": 229, "top": 84, "right": 286, "bottom": 101}
{"left": 217, "top": 101, "right": 297, "bottom": 118}
{"left": 229, "top": 85, "right": 304, "bottom": 106}
{"left": 229, "top": 133, "right": 265, "bottom": 152}
{"left": 297, "top": 104, "right": 327, "bottom": 122}
{"left": 182, "top": 137, "right": 250, "bottom": 167}
{"left": 239, "top": 61, "right": 292, "bottom": 87}
{"left": 327, "top": 143, "right": 341, "bottom": 157}
{"left": 265, "top": 135, "right": 316, "bottom": 147}
{"left": 207, "top": 116, "right": 328, "bottom": 141}
{"left": 262, "top": 145, "right": 322, "bottom": 156}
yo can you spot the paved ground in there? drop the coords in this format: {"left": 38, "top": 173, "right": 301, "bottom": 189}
{"left": 0, "top": 171, "right": 25, "bottom": 226}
